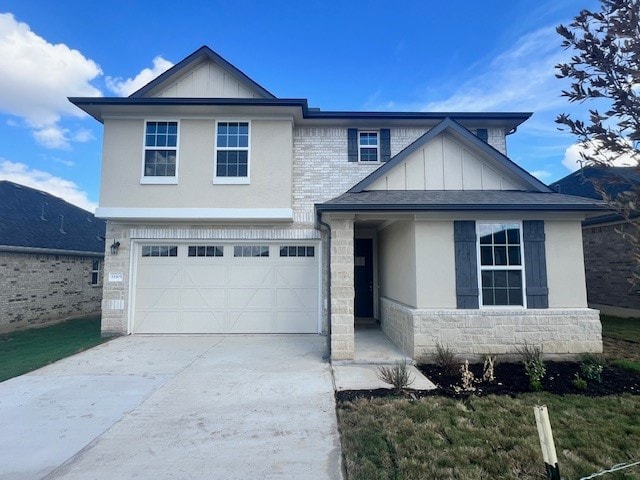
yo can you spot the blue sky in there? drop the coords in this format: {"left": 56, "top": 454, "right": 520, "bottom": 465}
{"left": 0, "top": 0, "right": 603, "bottom": 211}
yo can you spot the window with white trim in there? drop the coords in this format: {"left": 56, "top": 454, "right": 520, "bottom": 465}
{"left": 478, "top": 223, "right": 524, "bottom": 306}
{"left": 279, "top": 246, "right": 315, "bottom": 257}
{"left": 216, "top": 122, "right": 249, "bottom": 179}
{"left": 234, "top": 245, "right": 269, "bottom": 257}
{"left": 91, "top": 260, "right": 101, "bottom": 286}
{"left": 142, "top": 245, "right": 178, "bottom": 257}
{"left": 144, "top": 121, "right": 178, "bottom": 178}
{"left": 188, "top": 246, "right": 223, "bottom": 257}
{"left": 358, "top": 131, "right": 379, "bottom": 162}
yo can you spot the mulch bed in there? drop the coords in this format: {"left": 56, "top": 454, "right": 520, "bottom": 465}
{"left": 336, "top": 361, "right": 640, "bottom": 403}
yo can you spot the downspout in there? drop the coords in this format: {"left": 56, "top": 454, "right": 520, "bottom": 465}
{"left": 316, "top": 210, "right": 332, "bottom": 360}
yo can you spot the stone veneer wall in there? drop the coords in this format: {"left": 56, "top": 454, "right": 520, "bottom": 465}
{"left": 582, "top": 221, "right": 640, "bottom": 311}
{"left": 380, "top": 297, "right": 602, "bottom": 360}
{"left": 0, "top": 251, "right": 103, "bottom": 332}
{"left": 329, "top": 217, "right": 355, "bottom": 360}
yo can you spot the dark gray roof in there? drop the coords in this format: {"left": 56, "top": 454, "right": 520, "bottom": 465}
{"left": 0, "top": 181, "right": 105, "bottom": 254}
{"left": 129, "top": 46, "right": 276, "bottom": 99}
{"left": 550, "top": 166, "right": 640, "bottom": 199}
{"left": 317, "top": 190, "right": 606, "bottom": 212}
{"left": 348, "top": 117, "right": 551, "bottom": 194}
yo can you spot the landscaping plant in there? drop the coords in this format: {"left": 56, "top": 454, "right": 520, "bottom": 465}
{"left": 433, "top": 342, "right": 457, "bottom": 374}
{"left": 579, "top": 354, "right": 605, "bottom": 383}
{"left": 482, "top": 355, "right": 496, "bottom": 382}
{"left": 517, "top": 343, "right": 546, "bottom": 391}
{"left": 377, "top": 360, "right": 414, "bottom": 393}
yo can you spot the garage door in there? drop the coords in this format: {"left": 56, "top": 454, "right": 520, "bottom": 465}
{"left": 132, "top": 242, "right": 319, "bottom": 334}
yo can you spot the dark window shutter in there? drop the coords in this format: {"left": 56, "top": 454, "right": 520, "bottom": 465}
{"left": 523, "top": 220, "right": 549, "bottom": 308}
{"left": 380, "top": 129, "right": 391, "bottom": 162}
{"left": 347, "top": 128, "right": 358, "bottom": 162}
{"left": 476, "top": 128, "right": 488, "bottom": 142}
{"left": 454, "top": 221, "right": 479, "bottom": 309}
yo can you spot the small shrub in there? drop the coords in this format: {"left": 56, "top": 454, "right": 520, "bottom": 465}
{"left": 572, "top": 373, "right": 588, "bottom": 390}
{"left": 516, "top": 343, "right": 546, "bottom": 392}
{"left": 482, "top": 355, "right": 496, "bottom": 382}
{"left": 433, "top": 342, "right": 457, "bottom": 374}
{"left": 377, "top": 361, "right": 414, "bottom": 393}
{"left": 579, "top": 354, "right": 605, "bottom": 383}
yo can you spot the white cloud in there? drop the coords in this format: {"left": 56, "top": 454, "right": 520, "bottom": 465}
{"left": 33, "top": 125, "right": 70, "bottom": 149}
{"left": 531, "top": 170, "right": 552, "bottom": 181}
{"left": 562, "top": 141, "right": 640, "bottom": 171}
{"left": 52, "top": 157, "right": 75, "bottom": 167}
{"left": 0, "top": 13, "right": 102, "bottom": 148}
{"left": 72, "top": 128, "right": 94, "bottom": 143}
{"left": 424, "top": 26, "right": 567, "bottom": 113}
{"left": 0, "top": 159, "right": 96, "bottom": 212}
{"left": 105, "top": 56, "right": 173, "bottom": 96}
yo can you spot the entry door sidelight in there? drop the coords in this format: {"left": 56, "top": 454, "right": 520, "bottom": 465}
{"left": 354, "top": 238, "right": 374, "bottom": 317}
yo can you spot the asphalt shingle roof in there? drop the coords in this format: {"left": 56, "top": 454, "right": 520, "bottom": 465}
{"left": 317, "top": 190, "right": 605, "bottom": 212}
{"left": 549, "top": 167, "right": 640, "bottom": 200}
{"left": 0, "top": 181, "right": 105, "bottom": 254}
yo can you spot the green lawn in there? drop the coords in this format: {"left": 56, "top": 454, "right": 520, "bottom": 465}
{"left": 601, "top": 314, "right": 640, "bottom": 342}
{"left": 338, "top": 393, "right": 640, "bottom": 480}
{"left": 0, "top": 316, "right": 105, "bottom": 382}
{"left": 338, "top": 316, "right": 640, "bottom": 479}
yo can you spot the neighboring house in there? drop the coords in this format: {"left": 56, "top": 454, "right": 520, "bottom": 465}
{"left": 0, "top": 181, "right": 106, "bottom": 331}
{"left": 551, "top": 167, "right": 640, "bottom": 317}
{"left": 70, "top": 46, "right": 604, "bottom": 360}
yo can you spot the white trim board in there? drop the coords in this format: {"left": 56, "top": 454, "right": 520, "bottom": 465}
{"left": 95, "top": 207, "right": 294, "bottom": 221}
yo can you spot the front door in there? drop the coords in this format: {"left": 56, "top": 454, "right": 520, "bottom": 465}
{"left": 354, "top": 238, "right": 374, "bottom": 317}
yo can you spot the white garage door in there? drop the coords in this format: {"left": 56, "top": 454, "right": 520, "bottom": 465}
{"left": 132, "top": 242, "right": 319, "bottom": 334}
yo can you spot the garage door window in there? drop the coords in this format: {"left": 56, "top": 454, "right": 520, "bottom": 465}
{"left": 188, "top": 246, "right": 223, "bottom": 257}
{"left": 142, "top": 245, "right": 178, "bottom": 257}
{"left": 279, "top": 246, "right": 315, "bottom": 257}
{"left": 234, "top": 245, "right": 269, "bottom": 257}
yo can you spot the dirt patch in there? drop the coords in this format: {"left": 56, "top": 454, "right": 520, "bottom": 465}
{"left": 336, "top": 361, "right": 640, "bottom": 403}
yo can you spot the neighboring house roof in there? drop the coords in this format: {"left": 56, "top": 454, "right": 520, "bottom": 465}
{"left": 550, "top": 166, "right": 640, "bottom": 199}
{"left": 348, "top": 117, "right": 551, "bottom": 194}
{"left": 316, "top": 190, "right": 605, "bottom": 213}
{"left": 129, "top": 45, "right": 276, "bottom": 99}
{"left": 550, "top": 167, "right": 640, "bottom": 226}
{"left": 0, "top": 181, "right": 105, "bottom": 255}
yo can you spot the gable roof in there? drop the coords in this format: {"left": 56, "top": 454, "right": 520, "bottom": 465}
{"left": 129, "top": 46, "right": 276, "bottom": 99}
{"left": 348, "top": 117, "right": 552, "bottom": 193}
{"left": 0, "top": 181, "right": 105, "bottom": 255}
{"left": 550, "top": 166, "right": 640, "bottom": 200}
{"left": 316, "top": 190, "right": 605, "bottom": 212}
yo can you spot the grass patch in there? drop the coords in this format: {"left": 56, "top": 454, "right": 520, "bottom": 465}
{"left": 0, "top": 316, "right": 105, "bottom": 382}
{"left": 613, "top": 359, "right": 640, "bottom": 373}
{"left": 338, "top": 393, "right": 640, "bottom": 480}
{"left": 601, "top": 315, "right": 640, "bottom": 342}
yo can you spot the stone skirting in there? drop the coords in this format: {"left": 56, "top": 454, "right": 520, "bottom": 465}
{"left": 380, "top": 297, "right": 602, "bottom": 360}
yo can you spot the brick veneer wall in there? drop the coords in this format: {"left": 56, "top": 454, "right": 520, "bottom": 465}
{"left": 582, "top": 221, "right": 640, "bottom": 310}
{"left": 0, "top": 251, "right": 103, "bottom": 332}
{"left": 381, "top": 297, "right": 602, "bottom": 360}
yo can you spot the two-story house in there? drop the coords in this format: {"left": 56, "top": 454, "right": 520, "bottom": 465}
{"left": 71, "top": 46, "right": 603, "bottom": 360}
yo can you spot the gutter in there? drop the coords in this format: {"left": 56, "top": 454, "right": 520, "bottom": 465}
{"left": 316, "top": 210, "right": 332, "bottom": 361}
{"left": 315, "top": 203, "right": 606, "bottom": 213}
{"left": 0, "top": 245, "right": 104, "bottom": 257}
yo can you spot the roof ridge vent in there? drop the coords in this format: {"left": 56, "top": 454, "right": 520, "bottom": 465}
{"left": 59, "top": 214, "right": 65, "bottom": 234}
{"left": 41, "top": 202, "right": 47, "bottom": 220}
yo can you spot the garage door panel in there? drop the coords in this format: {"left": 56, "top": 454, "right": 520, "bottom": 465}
{"left": 182, "top": 266, "right": 228, "bottom": 285}
{"left": 276, "top": 311, "right": 317, "bottom": 333}
{"left": 133, "top": 242, "right": 319, "bottom": 334}
{"left": 137, "top": 266, "right": 182, "bottom": 286}
{"left": 181, "top": 288, "right": 226, "bottom": 309}
{"left": 227, "top": 288, "right": 274, "bottom": 308}
{"left": 135, "top": 288, "right": 181, "bottom": 308}
{"left": 276, "top": 288, "right": 318, "bottom": 309}
{"left": 227, "top": 266, "right": 273, "bottom": 286}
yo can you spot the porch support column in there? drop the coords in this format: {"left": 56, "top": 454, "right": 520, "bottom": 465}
{"left": 329, "top": 215, "right": 355, "bottom": 360}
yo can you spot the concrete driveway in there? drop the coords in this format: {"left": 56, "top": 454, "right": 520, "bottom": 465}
{"left": 0, "top": 335, "right": 342, "bottom": 480}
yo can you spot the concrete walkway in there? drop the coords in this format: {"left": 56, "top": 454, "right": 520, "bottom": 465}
{"left": 0, "top": 335, "right": 342, "bottom": 480}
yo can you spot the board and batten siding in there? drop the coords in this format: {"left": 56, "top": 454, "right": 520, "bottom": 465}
{"left": 368, "top": 133, "right": 529, "bottom": 191}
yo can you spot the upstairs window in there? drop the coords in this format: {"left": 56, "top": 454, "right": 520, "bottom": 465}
{"left": 477, "top": 222, "right": 525, "bottom": 307}
{"left": 358, "top": 131, "right": 379, "bottom": 162}
{"left": 143, "top": 121, "right": 178, "bottom": 182}
{"left": 476, "top": 128, "right": 489, "bottom": 142}
{"left": 215, "top": 122, "right": 249, "bottom": 182}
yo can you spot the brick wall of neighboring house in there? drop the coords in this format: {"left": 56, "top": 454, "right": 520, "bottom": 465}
{"left": 582, "top": 221, "right": 640, "bottom": 310}
{"left": 0, "top": 251, "right": 103, "bottom": 331}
